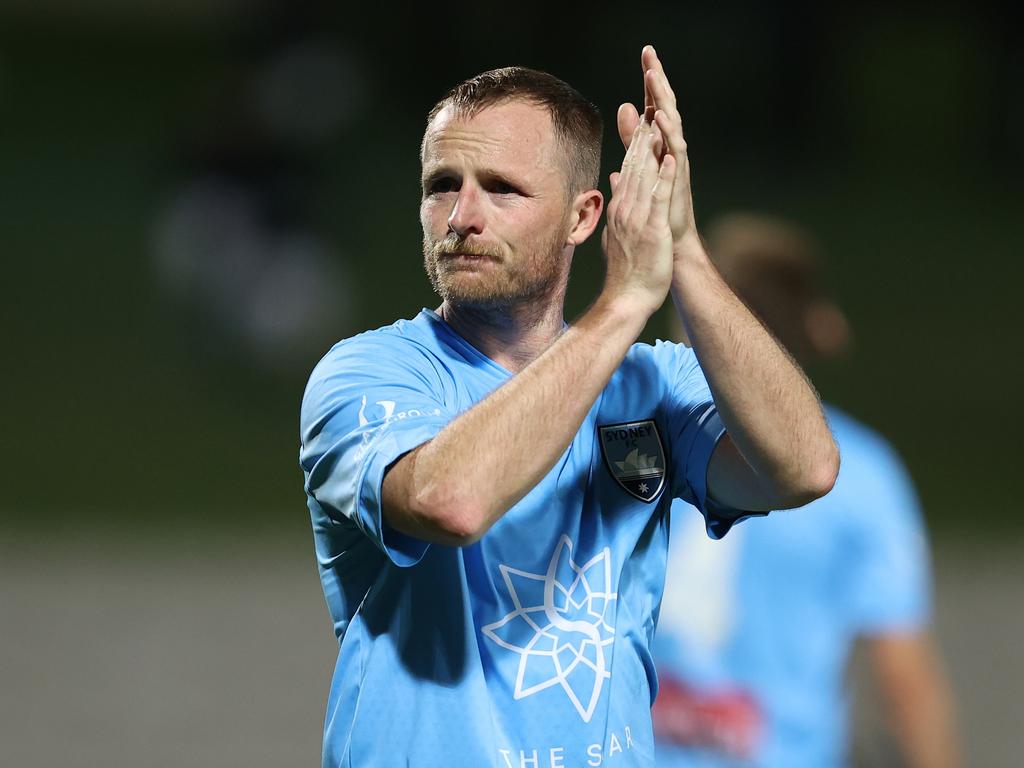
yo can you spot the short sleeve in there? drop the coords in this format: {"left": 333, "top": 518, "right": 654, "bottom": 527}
{"left": 840, "top": 437, "right": 932, "bottom": 633}
{"left": 299, "top": 335, "right": 457, "bottom": 567}
{"left": 654, "top": 340, "right": 760, "bottom": 540}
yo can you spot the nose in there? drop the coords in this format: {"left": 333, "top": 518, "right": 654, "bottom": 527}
{"left": 447, "top": 184, "right": 485, "bottom": 238}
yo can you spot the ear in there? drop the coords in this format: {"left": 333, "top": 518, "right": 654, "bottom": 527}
{"left": 566, "top": 189, "right": 604, "bottom": 246}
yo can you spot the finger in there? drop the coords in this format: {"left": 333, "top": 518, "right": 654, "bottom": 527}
{"left": 641, "top": 45, "right": 659, "bottom": 117}
{"left": 649, "top": 153, "right": 677, "bottom": 225}
{"left": 654, "top": 108, "right": 686, "bottom": 165}
{"left": 611, "top": 122, "right": 644, "bottom": 221}
{"left": 618, "top": 122, "right": 643, "bottom": 185}
{"left": 619, "top": 123, "right": 651, "bottom": 222}
{"left": 651, "top": 123, "right": 665, "bottom": 161}
{"left": 617, "top": 103, "right": 641, "bottom": 150}
{"left": 642, "top": 46, "right": 670, "bottom": 90}
{"left": 628, "top": 126, "right": 660, "bottom": 223}
{"left": 609, "top": 171, "right": 621, "bottom": 193}
{"left": 641, "top": 45, "right": 661, "bottom": 76}
{"left": 645, "top": 67, "right": 678, "bottom": 116}
{"left": 624, "top": 124, "right": 652, "bottom": 200}
{"left": 642, "top": 46, "right": 665, "bottom": 122}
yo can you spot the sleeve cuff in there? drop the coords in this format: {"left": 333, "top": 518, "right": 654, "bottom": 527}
{"left": 355, "top": 418, "right": 449, "bottom": 567}
{"left": 685, "top": 407, "right": 768, "bottom": 540}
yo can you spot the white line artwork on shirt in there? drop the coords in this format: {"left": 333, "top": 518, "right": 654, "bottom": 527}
{"left": 481, "top": 534, "right": 618, "bottom": 722}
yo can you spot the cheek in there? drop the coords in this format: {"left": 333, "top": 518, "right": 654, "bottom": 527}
{"left": 420, "top": 199, "right": 446, "bottom": 233}
{"left": 531, "top": 209, "right": 571, "bottom": 248}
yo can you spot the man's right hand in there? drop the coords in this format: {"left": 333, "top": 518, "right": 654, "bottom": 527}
{"left": 600, "top": 118, "right": 676, "bottom": 318}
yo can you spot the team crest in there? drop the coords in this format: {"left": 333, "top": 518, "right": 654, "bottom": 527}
{"left": 598, "top": 419, "right": 666, "bottom": 502}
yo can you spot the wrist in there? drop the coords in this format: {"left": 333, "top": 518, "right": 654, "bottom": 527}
{"left": 672, "top": 238, "right": 718, "bottom": 293}
{"left": 599, "top": 286, "right": 661, "bottom": 320}
{"left": 587, "top": 289, "right": 657, "bottom": 337}
{"left": 672, "top": 231, "right": 710, "bottom": 266}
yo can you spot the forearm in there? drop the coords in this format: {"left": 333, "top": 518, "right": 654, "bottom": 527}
{"left": 671, "top": 240, "right": 838, "bottom": 509}
{"left": 893, "top": 694, "right": 961, "bottom": 768}
{"left": 383, "top": 293, "right": 650, "bottom": 545}
{"left": 870, "top": 633, "right": 962, "bottom": 768}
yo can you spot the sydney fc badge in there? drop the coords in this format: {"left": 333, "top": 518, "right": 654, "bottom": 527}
{"left": 598, "top": 419, "right": 666, "bottom": 502}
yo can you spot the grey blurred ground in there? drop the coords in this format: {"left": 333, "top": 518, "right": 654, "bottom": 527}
{"left": 2, "top": 529, "right": 1020, "bottom": 767}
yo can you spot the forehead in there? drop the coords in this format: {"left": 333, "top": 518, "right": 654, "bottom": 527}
{"left": 421, "top": 100, "right": 563, "bottom": 180}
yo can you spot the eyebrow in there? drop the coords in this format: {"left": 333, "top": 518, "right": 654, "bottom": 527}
{"left": 421, "top": 167, "right": 453, "bottom": 188}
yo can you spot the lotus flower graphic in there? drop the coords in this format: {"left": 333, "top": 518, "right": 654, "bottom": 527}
{"left": 481, "top": 535, "right": 617, "bottom": 722}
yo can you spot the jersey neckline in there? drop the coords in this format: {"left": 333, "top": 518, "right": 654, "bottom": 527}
{"left": 420, "top": 308, "right": 515, "bottom": 379}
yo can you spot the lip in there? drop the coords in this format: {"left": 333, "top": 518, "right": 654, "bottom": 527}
{"left": 443, "top": 252, "right": 499, "bottom": 263}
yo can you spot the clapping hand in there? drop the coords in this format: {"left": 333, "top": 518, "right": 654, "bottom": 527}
{"left": 600, "top": 113, "right": 677, "bottom": 316}
{"left": 616, "top": 45, "right": 702, "bottom": 261}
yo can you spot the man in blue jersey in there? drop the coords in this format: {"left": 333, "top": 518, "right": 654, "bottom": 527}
{"left": 651, "top": 213, "right": 960, "bottom": 768}
{"left": 299, "top": 46, "right": 839, "bottom": 767}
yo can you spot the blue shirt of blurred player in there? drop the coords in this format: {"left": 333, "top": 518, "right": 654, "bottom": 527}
{"left": 653, "top": 406, "right": 930, "bottom": 767}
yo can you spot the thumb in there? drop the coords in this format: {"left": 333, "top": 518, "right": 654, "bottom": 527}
{"left": 617, "top": 103, "right": 641, "bottom": 150}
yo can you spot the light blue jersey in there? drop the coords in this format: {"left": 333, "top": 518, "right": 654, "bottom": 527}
{"left": 299, "top": 309, "right": 747, "bottom": 768}
{"left": 653, "top": 407, "right": 931, "bottom": 768}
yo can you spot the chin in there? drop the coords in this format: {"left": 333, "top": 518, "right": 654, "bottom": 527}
{"left": 441, "top": 287, "right": 512, "bottom": 310}
{"left": 436, "top": 271, "right": 507, "bottom": 304}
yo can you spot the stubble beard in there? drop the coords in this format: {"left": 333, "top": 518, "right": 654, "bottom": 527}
{"left": 422, "top": 227, "right": 569, "bottom": 312}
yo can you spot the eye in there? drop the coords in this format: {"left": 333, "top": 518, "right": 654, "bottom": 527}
{"left": 489, "top": 180, "right": 520, "bottom": 195}
{"left": 425, "top": 177, "right": 459, "bottom": 195}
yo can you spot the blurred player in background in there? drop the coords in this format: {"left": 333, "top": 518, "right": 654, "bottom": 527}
{"left": 652, "top": 213, "right": 961, "bottom": 768}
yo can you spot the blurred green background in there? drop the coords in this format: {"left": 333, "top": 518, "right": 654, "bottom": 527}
{"left": 1, "top": 4, "right": 1022, "bottom": 765}
{"left": 2, "top": 3, "right": 1019, "bottom": 533}
{"left": 4, "top": 1, "right": 1019, "bottom": 536}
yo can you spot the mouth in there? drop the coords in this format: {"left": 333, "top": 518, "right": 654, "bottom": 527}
{"left": 440, "top": 251, "right": 500, "bottom": 264}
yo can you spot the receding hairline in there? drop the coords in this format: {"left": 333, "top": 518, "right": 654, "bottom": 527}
{"left": 427, "top": 91, "right": 557, "bottom": 123}
{"left": 424, "top": 95, "right": 557, "bottom": 133}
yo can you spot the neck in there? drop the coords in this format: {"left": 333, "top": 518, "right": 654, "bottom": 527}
{"left": 439, "top": 296, "right": 567, "bottom": 374}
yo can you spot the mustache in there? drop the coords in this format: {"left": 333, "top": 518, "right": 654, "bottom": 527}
{"left": 430, "top": 235, "right": 503, "bottom": 261}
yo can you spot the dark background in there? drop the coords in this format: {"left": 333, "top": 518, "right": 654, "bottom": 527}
{"left": 2, "top": 3, "right": 1022, "bottom": 766}
{"left": 3, "top": 2, "right": 1019, "bottom": 534}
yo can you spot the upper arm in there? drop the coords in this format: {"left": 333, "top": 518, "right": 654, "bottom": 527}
{"left": 658, "top": 341, "right": 764, "bottom": 539}
{"left": 705, "top": 434, "right": 776, "bottom": 512}
{"left": 299, "top": 337, "right": 455, "bottom": 566}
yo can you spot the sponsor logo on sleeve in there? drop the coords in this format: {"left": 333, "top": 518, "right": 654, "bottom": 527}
{"left": 357, "top": 394, "right": 442, "bottom": 432}
{"left": 358, "top": 396, "right": 396, "bottom": 427}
